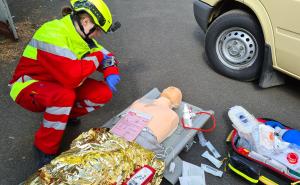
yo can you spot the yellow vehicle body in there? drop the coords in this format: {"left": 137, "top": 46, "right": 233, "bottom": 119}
{"left": 196, "top": 0, "right": 300, "bottom": 80}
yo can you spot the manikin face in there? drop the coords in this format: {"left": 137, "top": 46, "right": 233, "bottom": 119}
{"left": 161, "top": 86, "right": 182, "bottom": 109}
{"left": 80, "top": 16, "right": 102, "bottom": 39}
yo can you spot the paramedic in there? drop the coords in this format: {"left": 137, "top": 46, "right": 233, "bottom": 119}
{"left": 8, "top": 0, "right": 120, "bottom": 167}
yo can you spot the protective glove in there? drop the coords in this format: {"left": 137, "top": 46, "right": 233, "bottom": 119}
{"left": 106, "top": 74, "right": 120, "bottom": 92}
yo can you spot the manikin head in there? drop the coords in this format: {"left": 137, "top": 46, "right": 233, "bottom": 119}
{"left": 160, "top": 86, "right": 182, "bottom": 109}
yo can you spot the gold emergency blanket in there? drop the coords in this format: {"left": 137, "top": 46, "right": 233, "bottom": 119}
{"left": 25, "top": 128, "right": 165, "bottom": 185}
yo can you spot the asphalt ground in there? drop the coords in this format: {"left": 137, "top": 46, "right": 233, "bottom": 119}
{"left": 1, "top": 0, "right": 300, "bottom": 184}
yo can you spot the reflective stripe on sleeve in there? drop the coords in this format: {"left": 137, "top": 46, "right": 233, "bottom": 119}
{"left": 42, "top": 119, "right": 66, "bottom": 130}
{"left": 86, "top": 107, "right": 95, "bottom": 112}
{"left": 82, "top": 56, "right": 99, "bottom": 68}
{"left": 10, "top": 79, "right": 38, "bottom": 101}
{"left": 84, "top": 100, "right": 105, "bottom": 107}
{"left": 29, "top": 39, "right": 77, "bottom": 59}
{"left": 46, "top": 107, "right": 72, "bottom": 115}
{"left": 101, "top": 48, "right": 110, "bottom": 55}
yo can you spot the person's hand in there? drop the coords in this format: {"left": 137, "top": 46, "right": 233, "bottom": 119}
{"left": 106, "top": 74, "right": 120, "bottom": 92}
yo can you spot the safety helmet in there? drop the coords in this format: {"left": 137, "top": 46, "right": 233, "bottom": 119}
{"left": 70, "top": 0, "right": 112, "bottom": 33}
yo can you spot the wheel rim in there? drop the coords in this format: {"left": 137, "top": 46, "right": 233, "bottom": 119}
{"left": 216, "top": 27, "right": 258, "bottom": 70}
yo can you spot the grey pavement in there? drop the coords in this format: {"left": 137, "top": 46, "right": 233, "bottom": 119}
{"left": 1, "top": 0, "right": 300, "bottom": 184}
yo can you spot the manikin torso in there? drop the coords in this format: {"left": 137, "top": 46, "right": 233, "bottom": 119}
{"left": 130, "top": 97, "right": 179, "bottom": 143}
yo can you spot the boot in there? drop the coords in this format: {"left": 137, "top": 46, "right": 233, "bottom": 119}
{"left": 34, "top": 147, "right": 56, "bottom": 168}
{"left": 67, "top": 117, "right": 81, "bottom": 126}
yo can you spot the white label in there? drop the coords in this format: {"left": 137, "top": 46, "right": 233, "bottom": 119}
{"left": 205, "top": 141, "right": 221, "bottom": 159}
{"left": 182, "top": 161, "right": 205, "bottom": 177}
{"left": 197, "top": 132, "right": 208, "bottom": 147}
{"left": 127, "top": 167, "right": 153, "bottom": 185}
{"left": 201, "top": 151, "right": 223, "bottom": 168}
{"left": 201, "top": 163, "right": 223, "bottom": 177}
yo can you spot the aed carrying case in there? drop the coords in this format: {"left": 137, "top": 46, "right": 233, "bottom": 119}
{"left": 226, "top": 118, "right": 300, "bottom": 184}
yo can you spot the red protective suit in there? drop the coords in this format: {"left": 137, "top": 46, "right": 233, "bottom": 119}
{"left": 9, "top": 15, "right": 119, "bottom": 154}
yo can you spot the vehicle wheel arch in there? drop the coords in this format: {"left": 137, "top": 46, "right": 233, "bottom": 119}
{"left": 212, "top": 2, "right": 264, "bottom": 37}
{"left": 209, "top": 1, "right": 262, "bottom": 33}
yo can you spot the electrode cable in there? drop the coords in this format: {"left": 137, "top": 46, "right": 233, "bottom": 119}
{"left": 180, "top": 111, "right": 216, "bottom": 133}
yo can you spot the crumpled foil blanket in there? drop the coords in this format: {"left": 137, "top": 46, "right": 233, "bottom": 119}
{"left": 25, "top": 128, "right": 165, "bottom": 185}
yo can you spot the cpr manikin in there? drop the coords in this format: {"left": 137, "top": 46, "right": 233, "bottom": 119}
{"left": 131, "top": 87, "right": 181, "bottom": 143}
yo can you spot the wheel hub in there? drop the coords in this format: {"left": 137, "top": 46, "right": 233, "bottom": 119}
{"left": 216, "top": 28, "right": 258, "bottom": 70}
{"left": 227, "top": 40, "right": 245, "bottom": 57}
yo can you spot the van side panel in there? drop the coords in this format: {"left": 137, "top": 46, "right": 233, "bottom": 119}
{"left": 259, "top": 0, "right": 300, "bottom": 79}
{"left": 202, "top": 0, "right": 300, "bottom": 79}
{"left": 204, "top": 0, "right": 221, "bottom": 6}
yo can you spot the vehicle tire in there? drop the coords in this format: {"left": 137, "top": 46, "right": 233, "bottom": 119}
{"left": 205, "top": 10, "right": 265, "bottom": 81}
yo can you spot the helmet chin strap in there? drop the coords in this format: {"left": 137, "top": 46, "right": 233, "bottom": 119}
{"left": 85, "top": 25, "right": 97, "bottom": 38}
{"left": 73, "top": 13, "right": 97, "bottom": 40}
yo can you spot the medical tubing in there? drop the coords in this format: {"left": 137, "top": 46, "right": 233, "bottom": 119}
{"left": 180, "top": 111, "right": 216, "bottom": 132}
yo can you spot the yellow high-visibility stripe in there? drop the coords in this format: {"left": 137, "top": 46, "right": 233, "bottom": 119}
{"left": 33, "top": 15, "right": 90, "bottom": 59}
{"left": 10, "top": 80, "right": 37, "bottom": 101}
{"left": 291, "top": 181, "right": 300, "bottom": 185}
{"left": 226, "top": 130, "right": 234, "bottom": 142}
{"left": 228, "top": 163, "right": 259, "bottom": 184}
{"left": 259, "top": 175, "right": 278, "bottom": 185}
{"left": 23, "top": 45, "right": 37, "bottom": 60}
